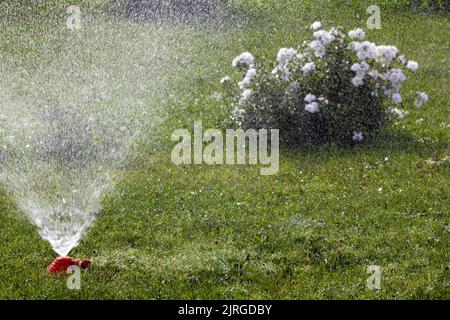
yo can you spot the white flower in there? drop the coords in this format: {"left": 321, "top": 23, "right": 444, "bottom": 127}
{"left": 302, "top": 61, "right": 315, "bottom": 74}
{"left": 414, "top": 91, "right": 428, "bottom": 107}
{"left": 239, "top": 67, "right": 257, "bottom": 89}
{"left": 352, "top": 132, "right": 364, "bottom": 142}
{"left": 232, "top": 52, "right": 254, "bottom": 69}
{"left": 397, "top": 55, "right": 407, "bottom": 65}
{"left": 352, "top": 41, "right": 377, "bottom": 60}
{"left": 406, "top": 60, "right": 419, "bottom": 72}
{"left": 351, "top": 61, "right": 370, "bottom": 78}
{"left": 419, "top": 92, "right": 428, "bottom": 101}
{"left": 386, "top": 68, "right": 406, "bottom": 91}
{"left": 389, "top": 108, "right": 405, "bottom": 120}
{"left": 318, "top": 96, "right": 329, "bottom": 105}
{"left": 305, "top": 102, "right": 320, "bottom": 113}
{"left": 247, "top": 68, "right": 258, "bottom": 78}
{"left": 392, "top": 93, "right": 402, "bottom": 104}
{"left": 277, "top": 48, "right": 298, "bottom": 65}
{"left": 220, "top": 76, "right": 231, "bottom": 84}
{"left": 314, "top": 30, "right": 334, "bottom": 45}
{"left": 329, "top": 27, "right": 343, "bottom": 38}
{"left": 351, "top": 63, "right": 360, "bottom": 72}
{"left": 308, "top": 40, "right": 325, "bottom": 57}
{"left": 238, "top": 79, "right": 248, "bottom": 89}
{"left": 375, "top": 45, "right": 398, "bottom": 64}
{"left": 304, "top": 94, "right": 317, "bottom": 103}
{"left": 272, "top": 65, "right": 290, "bottom": 81}
{"left": 310, "top": 21, "right": 322, "bottom": 31}
{"left": 232, "top": 108, "right": 245, "bottom": 118}
{"left": 388, "top": 69, "right": 406, "bottom": 83}
{"left": 355, "top": 61, "right": 370, "bottom": 72}
{"left": 279, "top": 66, "right": 290, "bottom": 81}
{"left": 296, "top": 52, "right": 305, "bottom": 60}
{"left": 239, "top": 89, "right": 253, "bottom": 105}
{"left": 348, "top": 28, "right": 365, "bottom": 40}
{"left": 352, "top": 76, "right": 364, "bottom": 87}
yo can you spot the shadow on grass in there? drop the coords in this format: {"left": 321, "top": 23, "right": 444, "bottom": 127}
{"left": 283, "top": 129, "right": 445, "bottom": 161}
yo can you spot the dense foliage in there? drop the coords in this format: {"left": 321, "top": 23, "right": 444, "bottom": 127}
{"left": 221, "top": 23, "right": 429, "bottom": 146}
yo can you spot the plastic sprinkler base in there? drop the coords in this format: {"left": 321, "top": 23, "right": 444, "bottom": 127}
{"left": 47, "top": 257, "right": 91, "bottom": 274}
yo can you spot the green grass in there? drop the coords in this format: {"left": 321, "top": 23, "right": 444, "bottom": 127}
{"left": 0, "top": 1, "right": 449, "bottom": 299}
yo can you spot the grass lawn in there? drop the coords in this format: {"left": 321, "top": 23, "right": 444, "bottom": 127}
{"left": 0, "top": 0, "right": 449, "bottom": 299}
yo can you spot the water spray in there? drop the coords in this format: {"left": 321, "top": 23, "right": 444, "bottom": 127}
{"left": 0, "top": 0, "right": 247, "bottom": 273}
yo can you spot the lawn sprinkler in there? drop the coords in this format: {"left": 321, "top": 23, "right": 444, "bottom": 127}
{"left": 47, "top": 257, "right": 91, "bottom": 274}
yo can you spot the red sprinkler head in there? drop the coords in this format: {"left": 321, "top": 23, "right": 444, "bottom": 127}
{"left": 47, "top": 257, "right": 91, "bottom": 274}
{"left": 76, "top": 259, "right": 91, "bottom": 269}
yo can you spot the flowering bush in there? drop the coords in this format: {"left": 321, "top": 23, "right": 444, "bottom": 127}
{"left": 220, "top": 22, "right": 429, "bottom": 146}
{"left": 412, "top": 0, "right": 450, "bottom": 12}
